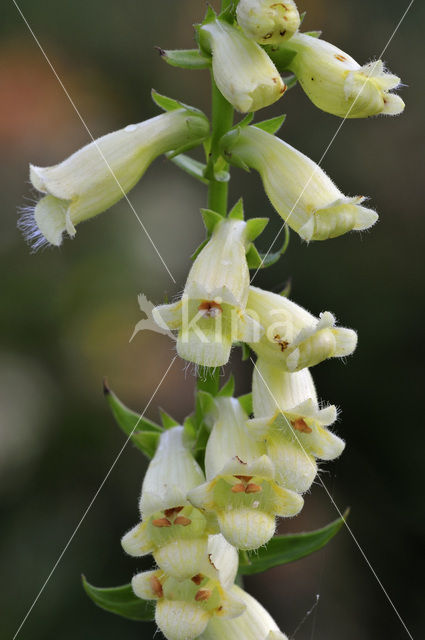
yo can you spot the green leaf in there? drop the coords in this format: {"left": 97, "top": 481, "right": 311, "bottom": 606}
{"left": 228, "top": 198, "right": 244, "bottom": 220}
{"left": 300, "top": 10, "right": 306, "bottom": 24}
{"left": 201, "top": 208, "right": 224, "bottom": 233}
{"left": 238, "top": 392, "right": 253, "bottom": 416}
{"left": 169, "top": 153, "right": 209, "bottom": 184}
{"left": 82, "top": 577, "right": 155, "bottom": 621}
{"left": 246, "top": 217, "right": 269, "bottom": 242}
{"left": 197, "top": 367, "right": 220, "bottom": 396}
{"left": 254, "top": 114, "right": 286, "bottom": 135}
{"left": 183, "top": 415, "right": 197, "bottom": 440}
{"left": 104, "top": 380, "right": 162, "bottom": 457}
{"left": 238, "top": 511, "right": 348, "bottom": 575}
{"left": 159, "top": 409, "right": 180, "bottom": 429}
{"left": 196, "top": 390, "right": 215, "bottom": 422}
{"left": 217, "top": 375, "right": 235, "bottom": 397}
{"left": 156, "top": 47, "right": 211, "bottom": 69}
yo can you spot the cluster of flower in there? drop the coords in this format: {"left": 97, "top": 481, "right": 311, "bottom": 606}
{"left": 20, "top": 1, "right": 404, "bottom": 638}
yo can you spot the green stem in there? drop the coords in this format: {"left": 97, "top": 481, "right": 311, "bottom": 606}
{"left": 207, "top": 74, "right": 234, "bottom": 215}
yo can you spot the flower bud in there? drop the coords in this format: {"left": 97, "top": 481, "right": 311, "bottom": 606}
{"left": 199, "top": 584, "right": 288, "bottom": 639}
{"left": 237, "top": 0, "right": 300, "bottom": 45}
{"left": 188, "top": 397, "right": 303, "bottom": 550}
{"left": 199, "top": 17, "right": 286, "bottom": 112}
{"left": 282, "top": 33, "right": 404, "bottom": 118}
{"left": 246, "top": 286, "right": 357, "bottom": 371}
{"left": 221, "top": 125, "right": 378, "bottom": 241}
{"left": 153, "top": 218, "right": 263, "bottom": 367}
{"left": 122, "top": 426, "right": 223, "bottom": 580}
{"left": 249, "top": 359, "right": 345, "bottom": 492}
{"left": 21, "top": 109, "right": 209, "bottom": 249}
{"left": 132, "top": 568, "right": 245, "bottom": 640}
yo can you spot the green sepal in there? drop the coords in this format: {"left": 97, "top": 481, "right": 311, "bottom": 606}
{"left": 279, "top": 277, "right": 292, "bottom": 298}
{"left": 238, "top": 392, "right": 253, "bottom": 416}
{"left": 228, "top": 198, "right": 244, "bottom": 220}
{"left": 305, "top": 30, "right": 322, "bottom": 38}
{"left": 195, "top": 389, "right": 216, "bottom": 423}
{"left": 104, "top": 380, "right": 162, "bottom": 458}
{"left": 238, "top": 511, "right": 348, "bottom": 575}
{"left": 201, "top": 208, "right": 225, "bottom": 233}
{"left": 196, "top": 7, "right": 217, "bottom": 54}
{"left": 217, "top": 374, "right": 235, "bottom": 397}
{"left": 183, "top": 415, "right": 197, "bottom": 441}
{"left": 237, "top": 112, "right": 254, "bottom": 128}
{"left": 248, "top": 225, "right": 290, "bottom": 269}
{"left": 169, "top": 153, "right": 209, "bottom": 184}
{"left": 240, "top": 342, "right": 252, "bottom": 362}
{"left": 245, "top": 217, "right": 269, "bottom": 242}
{"left": 219, "top": 129, "right": 250, "bottom": 171}
{"left": 253, "top": 114, "right": 286, "bottom": 135}
{"left": 151, "top": 89, "right": 184, "bottom": 112}
{"left": 159, "top": 409, "right": 180, "bottom": 429}
{"left": 265, "top": 46, "right": 297, "bottom": 73}
{"left": 299, "top": 10, "right": 306, "bottom": 24}
{"left": 82, "top": 577, "right": 155, "bottom": 621}
{"left": 283, "top": 74, "right": 298, "bottom": 90}
{"left": 246, "top": 243, "right": 263, "bottom": 269}
{"left": 197, "top": 367, "right": 220, "bottom": 396}
{"left": 219, "top": 0, "right": 238, "bottom": 23}
{"left": 156, "top": 47, "right": 211, "bottom": 70}
{"left": 190, "top": 238, "right": 209, "bottom": 261}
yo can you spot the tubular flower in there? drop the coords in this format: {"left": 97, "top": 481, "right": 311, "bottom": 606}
{"left": 236, "top": 0, "right": 300, "bottom": 45}
{"left": 248, "top": 358, "right": 345, "bottom": 493}
{"left": 132, "top": 566, "right": 245, "bottom": 640}
{"left": 246, "top": 286, "right": 357, "bottom": 371}
{"left": 21, "top": 108, "right": 209, "bottom": 249}
{"left": 221, "top": 125, "right": 378, "bottom": 241}
{"left": 199, "top": 584, "right": 288, "bottom": 639}
{"left": 188, "top": 397, "right": 303, "bottom": 550}
{"left": 152, "top": 218, "right": 263, "bottom": 367}
{"left": 198, "top": 17, "right": 286, "bottom": 112}
{"left": 282, "top": 33, "right": 404, "bottom": 118}
{"left": 122, "top": 426, "right": 232, "bottom": 581}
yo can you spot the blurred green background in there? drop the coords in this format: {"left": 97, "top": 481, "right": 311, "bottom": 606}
{"left": 1, "top": 0, "right": 424, "bottom": 638}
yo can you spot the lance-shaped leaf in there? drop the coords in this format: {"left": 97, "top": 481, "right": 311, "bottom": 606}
{"left": 238, "top": 511, "right": 348, "bottom": 574}
{"left": 82, "top": 577, "right": 155, "bottom": 621}
{"left": 156, "top": 47, "right": 211, "bottom": 69}
{"left": 104, "top": 380, "right": 162, "bottom": 458}
{"left": 253, "top": 114, "right": 286, "bottom": 136}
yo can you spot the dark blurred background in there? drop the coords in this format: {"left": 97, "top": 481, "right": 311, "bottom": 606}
{"left": 1, "top": 1, "right": 424, "bottom": 638}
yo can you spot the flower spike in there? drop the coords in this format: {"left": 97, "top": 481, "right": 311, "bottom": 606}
{"left": 246, "top": 286, "right": 357, "bottom": 371}
{"left": 236, "top": 0, "right": 301, "bottom": 45}
{"left": 280, "top": 33, "right": 405, "bottom": 118}
{"left": 132, "top": 568, "right": 245, "bottom": 640}
{"left": 221, "top": 125, "right": 378, "bottom": 241}
{"left": 22, "top": 108, "right": 209, "bottom": 249}
{"left": 188, "top": 397, "right": 303, "bottom": 550}
{"left": 198, "top": 17, "right": 286, "bottom": 112}
{"left": 249, "top": 359, "right": 345, "bottom": 492}
{"left": 153, "top": 217, "right": 263, "bottom": 367}
{"left": 199, "top": 584, "right": 288, "bottom": 639}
